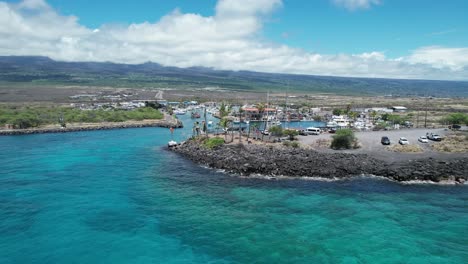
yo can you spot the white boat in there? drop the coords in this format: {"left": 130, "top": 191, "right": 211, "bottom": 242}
{"left": 174, "top": 109, "right": 186, "bottom": 115}
{"left": 208, "top": 120, "right": 213, "bottom": 127}
{"left": 168, "top": 140, "right": 178, "bottom": 147}
{"left": 271, "top": 120, "right": 281, "bottom": 126}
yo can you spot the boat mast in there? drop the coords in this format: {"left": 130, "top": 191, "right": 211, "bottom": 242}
{"left": 265, "top": 91, "right": 270, "bottom": 131}
{"left": 285, "top": 80, "right": 289, "bottom": 129}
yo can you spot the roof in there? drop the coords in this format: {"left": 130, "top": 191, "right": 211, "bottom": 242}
{"left": 243, "top": 107, "right": 258, "bottom": 112}
{"left": 392, "top": 106, "right": 407, "bottom": 110}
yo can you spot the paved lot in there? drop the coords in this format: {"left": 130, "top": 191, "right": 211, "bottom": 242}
{"left": 298, "top": 128, "right": 467, "bottom": 162}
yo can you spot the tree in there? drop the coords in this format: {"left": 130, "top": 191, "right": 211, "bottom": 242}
{"left": 256, "top": 103, "right": 266, "bottom": 120}
{"left": 238, "top": 108, "right": 245, "bottom": 143}
{"left": 269, "top": 125, "right": 283, "bottom": 137}
{"left": 348, "top": 111, "right": 358, "bottom": 120}
{"left": 220, "top": 117, "right": 231, "bottom": 141}
{"left": 283, "top": 129, "right": 299, "bottom": 140}
{"left": 441, "top": 113, "right": 468, "bottom": 125}
{"left": 346, "top": 103, "right": 352, "bottom": 114}
{"left": 331, "top": 129, "right": 357, "bottom": 149}
{"left": 370, "top": 110, "right": 377, "bottom": 123}
{"left": 219, "top": 102, "right": 228, "bottom": 118}
{"left": 313, "top": 115, "right": 323, "bottom": 122}
{"left": 249, "top": 123, "right": 259, "bottom": 141}
{"left": 145, "top": 101, "right": 162, "bottom": 109}
{"left": 333, "top": 108, "right": 344, "bottom": 116}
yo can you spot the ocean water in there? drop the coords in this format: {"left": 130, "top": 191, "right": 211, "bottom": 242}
{"left": 1, "top": 120, "right": 467, "bottom": 263}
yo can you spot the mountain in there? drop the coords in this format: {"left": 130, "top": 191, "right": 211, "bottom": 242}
{"left": 0, "top": 56, "right": 467, "bottom": 97}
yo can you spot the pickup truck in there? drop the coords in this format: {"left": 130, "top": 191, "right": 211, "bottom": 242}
{"left": 426, "top": 132, "right": 442, "bottom": 141}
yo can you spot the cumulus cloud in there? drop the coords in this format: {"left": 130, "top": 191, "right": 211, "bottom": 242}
{"left": 332, "top": 0, "right": 381, "bottom": 10}
{"left": 0, "top": 0, "right": 467, "bottom": 80}
{"left": 406, "top": 46, "right": 468, "bottom": 71}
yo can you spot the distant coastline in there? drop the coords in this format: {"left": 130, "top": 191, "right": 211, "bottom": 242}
{"left": 0, "top": 117, "right": 183, "bottom": 136}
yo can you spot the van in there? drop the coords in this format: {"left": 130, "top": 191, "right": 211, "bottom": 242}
{"left": 306, "top": 127, "right": 321, "bottom": 135}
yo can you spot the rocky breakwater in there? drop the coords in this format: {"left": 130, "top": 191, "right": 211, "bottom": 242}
{"left": 0, "top": 118, "right": 183, "bottom": 136}
{"left": 171, "top": 140, "right": 468, "bottom": 184}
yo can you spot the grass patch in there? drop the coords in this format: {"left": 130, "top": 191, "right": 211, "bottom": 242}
{"left": 387, "top": 144, "right": 424, "bottom": 153}
{"left": 203, "top": 137, "right": 225, "bottom": 149}
{"left": 431, "top": 133, "right": 468, "bottom": 153}
{"left": 312, "top": 139, "right": 332, "bottom": 149}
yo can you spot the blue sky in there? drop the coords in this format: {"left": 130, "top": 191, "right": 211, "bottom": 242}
{"left": 37, "top": 0, "right": 468, "bottom": 58}
{"left": 1, "top": 0, "right": 467, "bottom": 80}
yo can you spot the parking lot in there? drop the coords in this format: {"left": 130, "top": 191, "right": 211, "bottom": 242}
{"left": 298, "top": 128, "right": 466, "bottom": 162}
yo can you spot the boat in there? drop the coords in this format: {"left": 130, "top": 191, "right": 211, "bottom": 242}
{"left": 174, "top": 109, "right": 186, "bottom": 115}
{"left": 167, "top": 140, "right": 178, "bottom": 147}
{"left": 191, "top": 112, "right": 201, "bottom": 118}
{"left": 271, "top": 120, "right": 281, "bottom": 126}
{"left": 208, "top": 120, "right": 213, "bottom": 127}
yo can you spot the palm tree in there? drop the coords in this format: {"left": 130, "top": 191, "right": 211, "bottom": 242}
{"left": 248, "top": 123, "right": 259, "bottom": 141}
{"left": 238, "top": 107, "right": 244, "bottom": 143}
{"left": 348, "top": 111, "right": 357, "bottom": 121}
{"left": 220, "top": 117, "right": 231, "bottom": 142}
{"left": 256, "top": 103, "right": 266, "bottom": 122}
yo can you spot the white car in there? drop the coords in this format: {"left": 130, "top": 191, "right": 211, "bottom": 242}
{"left": 418, "top": 136, "right": 428, "bottom": 143}
{"left": 399, "top": 137, "right": 409, "bottom": 145}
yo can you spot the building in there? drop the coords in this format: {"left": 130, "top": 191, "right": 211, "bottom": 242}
{"left": 391, "top": 106, "right": 408, "bottom": 112}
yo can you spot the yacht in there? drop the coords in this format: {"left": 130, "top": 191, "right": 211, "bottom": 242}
{"left": 174, "top": 109, "right": 186, "bottom": 115}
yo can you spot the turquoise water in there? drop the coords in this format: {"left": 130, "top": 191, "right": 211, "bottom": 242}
{"left": 1, "top": 121, "right": 467, "bottom": 263}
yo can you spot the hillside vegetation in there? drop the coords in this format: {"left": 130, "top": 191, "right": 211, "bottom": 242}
{"left": 0, "top": 105, "right": 163, "bottom": 129}
{"left": 1, "top": 56, "right": 467, "bottom": 97}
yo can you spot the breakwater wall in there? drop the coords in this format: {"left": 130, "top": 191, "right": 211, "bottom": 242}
{"left": 171, "top": 140, "right": 467, "bottom": 183}
{"left": 0, "top": 119, "right": 183, "bottom": 136}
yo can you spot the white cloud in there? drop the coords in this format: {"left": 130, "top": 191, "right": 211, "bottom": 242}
{"left": 333, "top": 0, "right": 381, "bottom": 11}
{"left": 406, "top": 46, "right": 468, "bottom": 71}
{"left": 0, "top": 0, "right": 467, "bottom": 80}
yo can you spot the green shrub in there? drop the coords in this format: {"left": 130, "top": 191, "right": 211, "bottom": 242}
{"left": 269, "top": 125, "right": 283, "bottom": 136}
{"left": 203, "top": 137, "right": 225, "bottom": 149}
{"left": 0, "top": 106, "right": 163, "bottom": 128}
{"left": 331, "top": 129, "right": 356, "bottom": 149}
{"left": 282, "top": 141, "right": 291, "bottom": 147}
{"left": 290, "top": 141, "right": 300, "bottom": 148}
{"left": 440, "top": 113, "right": 468, "bottom": 125}
{"left": 283, "top": 129, "right": 299, "bottom": 140}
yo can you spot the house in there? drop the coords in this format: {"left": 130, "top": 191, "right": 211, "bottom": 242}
{"left": 242, "top": 107, "right": 277, "bottom": 121}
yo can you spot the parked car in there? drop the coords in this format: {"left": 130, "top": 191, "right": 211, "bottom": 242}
{"left": 426, "top": 132, "right": 442, "bottom": 141}
{"left": 298, "top": 129, "right": 308, "bottom": 136}
{"left": 305, "top": 127, "right": 321, "bottom": 135}
{"left": 418, "top": 136, "right": 428, "bottom": 143}
{"left": 381, "top": 136, "right": 391, "bottom": 145}
{"left": 399, "top": 137, "right": 409, "bottom": 145}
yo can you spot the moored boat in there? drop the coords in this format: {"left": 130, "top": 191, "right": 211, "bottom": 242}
{"left": 168, "top": 140, "right": 178, "bottom": 147}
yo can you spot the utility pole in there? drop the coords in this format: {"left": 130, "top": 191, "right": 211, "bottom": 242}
{"left": 416, "top": 110, "right": 420, "bottom": 128}
{"left": 424, "top": 97, "right": 429, "bottom": 128}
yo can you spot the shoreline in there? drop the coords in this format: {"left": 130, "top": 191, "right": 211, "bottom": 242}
{"left": 0, "top": 115, "right": 183, "bottom": 136}
{"left": 170, "top": 139, "right": 468, "bottom": 184}
{"left": 230, "top": 171, "right": 464, "bottom": 185}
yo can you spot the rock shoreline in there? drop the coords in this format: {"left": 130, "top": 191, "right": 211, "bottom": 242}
{"left": 0, "top": 119, "right": 183, "bottom": 136}
{"left": 171, "top": 140, "right": 468, "bottom": 184}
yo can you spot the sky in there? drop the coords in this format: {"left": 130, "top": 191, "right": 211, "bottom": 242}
{"left": 1, "top": 0, "right": 467, "bottom": 80}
